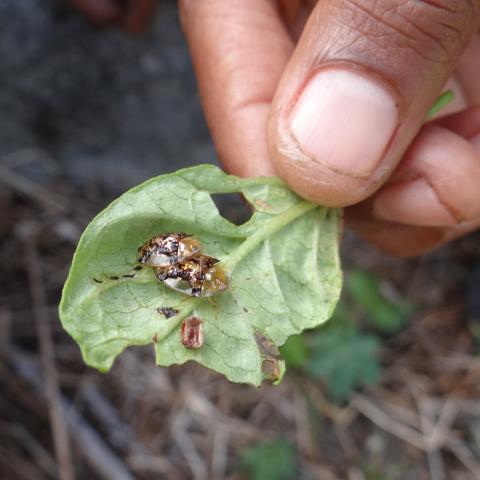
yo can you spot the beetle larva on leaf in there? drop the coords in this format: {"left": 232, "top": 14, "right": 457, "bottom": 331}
{"left": 181, "top": 316, "right": 204, "bottom": 349}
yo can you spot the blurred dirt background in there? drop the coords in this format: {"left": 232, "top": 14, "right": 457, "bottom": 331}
{"left": 1, "top": 1, "right": 480, "bottom": 479}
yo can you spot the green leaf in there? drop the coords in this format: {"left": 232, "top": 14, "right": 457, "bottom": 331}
{"left": 346, "top": 270, "right": 412, "bottom": 333}
{"left": 280, "top": 334, "right": 309, "bottom": 369}
{"left": 238, "top": 438, "right": 295, "bottom": 480}
{"left": 363, "top": 466, "right": 391, "bottom": 480}
{"left": 426, "top": 90, "right": 454, "bottom": 119}
{"left": 59, "top": 165, "right": 342, "bottom": 385}
{"left": 308, "top": 326, "right": 380, "bottom": 400}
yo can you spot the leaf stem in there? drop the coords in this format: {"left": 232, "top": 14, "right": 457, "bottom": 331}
{"left": 426, "top": 90, "right": 454, "bottom": 120}
{"left": 223, "top": 200, "right": 319, "bottom": 270}
{"left": 155, "top": 200, "right": 319, "bottom": 342}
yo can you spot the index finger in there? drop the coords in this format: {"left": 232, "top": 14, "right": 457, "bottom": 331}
{"left": 179, "top": 0, "right": 294, "bottom": 177}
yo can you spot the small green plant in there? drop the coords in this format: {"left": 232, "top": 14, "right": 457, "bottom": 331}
{"left": 281, "top": 311, "right": 381, "bottom": 401}
{"left": 347, "top": 269, "right": 412, "bottom": 333}
{"left": 238, "top": 438, "right": 295, "bottom": 480}
{"left": 281, "top": 269, "right": 413, "bottom": 401}
{"left": 308, "top": 322, "right": 381, "bottom": 400}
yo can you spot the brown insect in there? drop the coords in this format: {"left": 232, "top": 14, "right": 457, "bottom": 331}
{"left": 261, "top": 358, "right": 281, "bottom": 381}
{"left": 254, "top": 331, "right": 280, "bottom": 359}
{"left": 181, "top": 317, "right": 204, "bottom": 349}
{"left": 138, "top": 233, "right": 201, "bottom": 267}
{"left": 154, "top": 254, "right": 229, "bottom": 297}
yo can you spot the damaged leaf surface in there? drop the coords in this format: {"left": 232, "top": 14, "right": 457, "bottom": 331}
{"left": 59, "top": 165, "right": 342, "bottom": 385}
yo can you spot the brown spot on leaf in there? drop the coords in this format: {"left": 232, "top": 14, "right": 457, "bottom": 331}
{"left": 157, "top": 307, "right": 178, "bottom": 319}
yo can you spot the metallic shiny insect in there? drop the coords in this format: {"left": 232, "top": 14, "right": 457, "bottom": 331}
{"left": 181, "top": 317, "right": 204, "bottom": 349}
{"left": 137, "top": 233, "right": 201, "bottom": 267}
{"left": 138, "top": 233, "right": 229, "bottom": 297}
{"left": 154, "top": 254, "right": 229, "bottom": 297}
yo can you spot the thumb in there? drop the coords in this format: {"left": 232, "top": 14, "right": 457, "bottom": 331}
{"left": 268, "top": 0, "right": 480, "bottom": 207}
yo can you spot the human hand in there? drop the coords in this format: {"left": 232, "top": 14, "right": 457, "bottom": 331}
{"left": 180, "top": 0, "right": 480, "bottom": 256}
{"left": 68, "top": 0, "right": 157, "bottom": 32}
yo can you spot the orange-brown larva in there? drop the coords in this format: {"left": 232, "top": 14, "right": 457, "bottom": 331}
{"left": 181, "top": 317, "right": 204, "bottom": 349}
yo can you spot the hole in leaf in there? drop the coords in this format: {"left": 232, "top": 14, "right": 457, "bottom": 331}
{"left": 211, "top": 193, "right": 253, "bottom": 226}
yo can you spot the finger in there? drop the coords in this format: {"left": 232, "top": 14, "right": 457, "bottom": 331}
{"left": 345, "top": 216, "right": 480, "bottom": 258}
{"left": 436, "top": 34, "right": 480, "bottom": 116}
{"left": 179, "top": 0, "right": 295, "bottom": 177}
{"left": 372, "top": 125, "right": 480, "bottom": 227}
{"left": 456, "top": 33, "right": 480, "bottom": 104}
{"left": 347, "top": 109, "right": 480, "bottom": 256}
{"left": 68, "top": 0, "right": 121, "bottom": 24}
{"left": 346, "top": 221, "right": 447, "bottom": 258}
{"left": 435, "top": 105, "right": 480, "bottom": 143}
{"left": 268, "top": 0, "right": 480, "bottom": 206}
{"left": 123, "top": 0, "right": 157, "bottom": 33}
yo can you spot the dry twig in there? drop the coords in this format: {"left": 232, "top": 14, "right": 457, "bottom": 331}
{"left": 20, "top": 222, "right": 75, "bottom": 480}
{"left": 9, "top": 348, "right": 135, "bottom": 480}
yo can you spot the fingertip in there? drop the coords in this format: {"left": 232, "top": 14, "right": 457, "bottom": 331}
{"left": 372, "top": 179, "right": 458, "bottom": 228}
{"left": 350, "top": 220, "right": 448, "bottom": 258}
{"left": 268, "top": 95, "right": 381, "bottom": 207}
{"left": 180, "top": 0, "right": 293, "bottom": 180}
{"left": 271, "top": 156, "right": 374, "bottom": 207}
{"left": 347, "top": 123, "right": 480, "bottom": 254}
{"left": 434, "top": 105, "right": 480, "bottom": 139}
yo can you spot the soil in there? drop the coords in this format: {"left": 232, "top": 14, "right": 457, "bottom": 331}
{"left": 1, "top": 2, "right": 480, "bottom": 479}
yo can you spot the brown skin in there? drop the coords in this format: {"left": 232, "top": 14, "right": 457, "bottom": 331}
{"left": 180, "top": 0, "right": 480, "bottom": 257}
{"left": 67, "top": 0, "right": 157, "bottom": 32}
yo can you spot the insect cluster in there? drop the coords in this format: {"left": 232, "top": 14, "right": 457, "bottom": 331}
{"left": 138, "top": 233, "right": 229, "bottom": 349}
{"left": 254, "top": 331, "right": 282, "bottom": 381}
